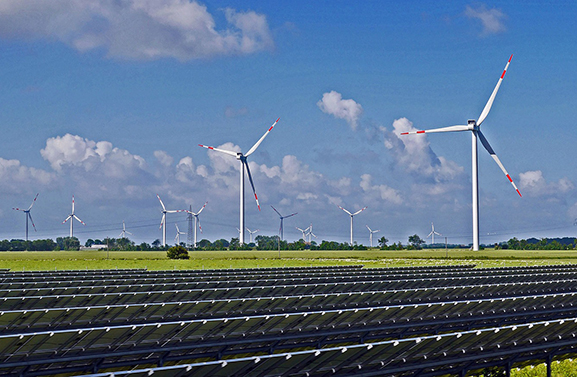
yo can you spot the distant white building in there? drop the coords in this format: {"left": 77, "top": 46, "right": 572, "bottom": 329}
{"left": 80, "top": 244, "right": 108, "bottom": 250}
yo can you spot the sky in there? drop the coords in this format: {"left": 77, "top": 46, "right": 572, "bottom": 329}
{"left": 0, "top": 0, "right": 576, "bottom": 247}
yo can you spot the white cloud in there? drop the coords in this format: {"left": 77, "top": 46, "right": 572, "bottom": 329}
{"left": 154, "top": 150, "right": 174, "bottom": 167}
{"left": 518, "top": 170, "right": 574, "bottom": 197}
{"left": 0, "top": 0, "right": 274, "bottom": 61}
{"left": 360, "top": 174, "right": 403, "bottom": 205}
{"left": 317, "top": 91, "right": 363, "bottom": 130}
{"left": 0, "top": 158, "right": 56, "bottom": 194}
{"left": 465, "top": 4, "right": 506, "bottom": 36}
{"left": 382, "top": 118, "right": 464, "bottom": 183}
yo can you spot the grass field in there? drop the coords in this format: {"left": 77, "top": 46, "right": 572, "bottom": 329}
{"left": 1, "top": 248, "right": 577, "bottom": 271}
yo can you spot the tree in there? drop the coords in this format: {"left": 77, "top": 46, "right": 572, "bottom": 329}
{"left": 166, "top": 245, "right": 189, "bottom": 259}
{"left": 378, "top": 236, "right": 389, "bottom": 249}
{"left": 229, "top": 237, "right": 240, "bottom": 250}
{"left": 408, "top": 234, "right": 425, "bottom": 250}
{"left": 85, "top": 239, "right": 95, "bottom": 247}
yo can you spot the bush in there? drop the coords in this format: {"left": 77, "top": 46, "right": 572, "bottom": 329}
{"left": 166, "top": 245, "right": 189, "bottom": 259}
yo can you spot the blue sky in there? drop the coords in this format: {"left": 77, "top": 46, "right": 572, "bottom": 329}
{"left": 0, "top": 0, "right": 576, "bottom": 246}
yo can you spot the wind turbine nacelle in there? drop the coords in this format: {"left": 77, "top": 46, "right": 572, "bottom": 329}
{"left": 468, "top": 119, "right": 476, "bottom": 126}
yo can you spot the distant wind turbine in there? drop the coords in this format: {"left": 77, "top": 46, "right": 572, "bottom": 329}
{"left": 366, "top": 225, "right": 379, "bottom": 248}
{"left": 174, "top": 224, "right": 186, "bottom": 245}
{"left": 185, "top": 202, "right": 207, "bottom": 248}
{"left": 199, "top": 118, "right": 280, "bottom": 245}
{"left": 338, "top": 205, "right": 367, "bottom": 246}
{"left": 246, "top": 227, "right": 259, "bottom": 243}
{"left": 13, "top": 193, "right": 39, "bottom": 241}
{"left": 157, "top": 194, "right": 185, "bottom": 246}
{"left": 271, "top": 205, "right": 297, "bottom": 241}
{"left": 307, "top": 223, "right": 316, "bottom": 244}
{"left": 427, "top": 222, "right": 442, "bottom": 245}
{"left": 62, "top": 196, "right": 85, "bottom": 238}
{"left": 296, "top": 226, "right": 310, "bottom": 241}
{"left": 118, "top": 221, "right": 132, "bottom": 238}
{"left": 401, "top": 55, "right": 521, "bottom": 251}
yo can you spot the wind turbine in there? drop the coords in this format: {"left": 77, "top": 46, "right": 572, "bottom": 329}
{"left": 271, "top": 205, "right": 297, "bottom": 241}
{"left": 401, "top": 55, "right": 521, "bottom": 251}
{"left": 174, "top": 224, "right": 186, "bottom": 245}
{"left": 199, "top": 118, "right": 280, "bottom": 245}
{"left": 118, "top": 221, "right": 132, "bottom": 238}
{"left": 185, "top": 202, "right": 207, "bottom": 249}
{"left": 157, "top": 194, "right": 185, "bottom": 246}
{"left": 13, "top": 193, "right": 39, "bottom": 241}
{"left": 62, "top": 195, "right": 85, "bottom": 238}
{"left": 246, "top": 227, "right": 259, "bottom": 243}
{"left": 366, "top": 225, "right": 379, "bottom": 248}
{"left": 427, "top": 222, "right": 442, "bottom": 245}
{"left": 338, "top": 205, "right": 367, "bottom": 246}
{"left": 296, "top": 225, "right": 310, "bottom": 241}
{"left": 307, "top": 223, "right": 317, "bottom": 244}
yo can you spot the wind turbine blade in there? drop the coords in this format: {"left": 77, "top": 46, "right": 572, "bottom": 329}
{"left": 352, "top": 206, "right": 367, "bottom": 216}
{"left": 244, "top": 161, "right": 260, "bottom": 210}
{"left": 198, "top": 144, "right": 238, "bottom": 158}
{"left": 270, "top": 205, "right": 282, "bottom": 217}
{"left": 159, "top": 214, "right": 165, "bottom": 229}
{"left": 478, "top": 130, "right": 522, "bottom": 197}
{"left": 62, "top": 215, "right": 72, "bottom": 224}
{"left": 477, "top": 54, "right": 513, "bottom": 126}
{"left": 73, "top": 215, "right": 85, "bottom": 225}
{"left": 29, "top": 213, "right": 37, "bottom": 232}
{"left": 428, "top": 231, "right": 434, "bottom": 237}
{"left": 156, "top": 194, "right": 167, "bottom": 211}
{"left": 197, "top": 216, "right": 203, "bottom": 233}
{"left": 366, "top": 225, "right": 372, "bottom": 232}
{"left": 338, "top": 205, "right": 353, "bottom": 216}
{"left": 245, "top": 118, "right": 280, "bottom": 157}
{"left": 12, "top": 207, "right": 23, "bottom": 212}
{"left": 197, "top": 201, "right": 208, "bottom": 214}
{"left": 400, "top": 125, "right": 470, "bottom": 135}
{"left": 28, "top": 193, "right": 39, "bottom": 211}
{"left": 166, "top": 209, "right": 185, "bottom": 213}
{"left": 72, "top": 196, "right": 75, "bottom": 213}
{"left": 285, "top": 212, "right": 298, "bottom": 219}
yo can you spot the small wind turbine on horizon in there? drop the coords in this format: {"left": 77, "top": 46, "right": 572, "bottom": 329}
{"left": 185, "top": 202, "right": 207, "bottom": 248}
{"left": 401, "top": 55, "right": 521, "bottom": 251}
{"left": 13, "top": 193, "right": 39, "bottom": 241}
{"left": 174, "top": 224, "right": 186, "bottom": 245}
{"left": 246, "top": 227, "right": 259, "bottom": 243}
{"left": 427, "top": 222, "right": 442, "bottom": 245}
{"left": 307, "top": 223, "right": 316, "bottom": 244}
{"left": 62, "top": 196, "right": 85, "bottom": 238}
{"left": 118, "top": 221, "right": 132, "bottom": 238}
{"left": 271, "top": 205, "right": 297, "bottom": 241}
{"left": 157, "top": 194, "right": 185, "bottom": 247}
{"left": 366, "top": 225, "right": 379, "bottom": 248}
{"left": 338, "top": 205, "right": 367, "bottom": 246}
{"left": 199, "top": 118, "right": 280, "bottom": 245}
{"left": 296, "top": 225, "right": 309, "bottom": 241}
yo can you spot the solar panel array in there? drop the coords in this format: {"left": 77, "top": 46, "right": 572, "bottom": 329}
{"left": 1, "top": 264, "right": 577, "bottom": 376}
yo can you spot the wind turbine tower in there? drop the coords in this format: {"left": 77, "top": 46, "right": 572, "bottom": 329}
{"left": 427, "top": 222, "right": 442, "bottom": 245}
{"left": 366, "top": 225, "right": 379, "bottom": 248}
{"left": 338, "top": 205, "right": 367, "bottom": 246}
{"left": 307, "top": 223, "right": 316, "bottom": 244}
{"left": 271, "top": 205, "right": 297, "bottom": 241}
{"left": 199, "top": 118, "right": 280, "bottom": 245}
{"left": 62, "top": 196, "right": 85, "bottom": 238}
{"left": 185, "top": 202, "right": 207, "bottom": 249}
{"left": 157, "top": 194, "right": 185, "bottom": 246}
{"left": 13, "top": 193, "right": 38, "bottom": 241}
{"left": 401, "top": 55, "right": 521, "bottom": 251}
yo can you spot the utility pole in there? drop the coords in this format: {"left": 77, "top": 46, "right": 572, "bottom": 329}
{"left": 187, "top": 205, "right": 193, "bottom": 250}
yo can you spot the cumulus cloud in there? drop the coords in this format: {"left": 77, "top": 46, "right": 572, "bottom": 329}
{"left": 382, "top": 118, "right": 464, "bottom": 183}
{"left": 317, "top": 91, "right": 363, "bottom": 130}
{"left": 0, "top": 158, "right": 56, "bottom": 194}
{"left": 518, "top": 170, "right": 574, "bottom": 197}
{"left": 360, "top": 174, "right": 403, "bottom": 205}
{"left": 0, "top": 0, "right": 274, "bottom": 61}
{"left": 465, "top": 4, "right": 506, "bottom": 36}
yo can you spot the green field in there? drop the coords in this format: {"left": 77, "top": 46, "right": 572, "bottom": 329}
{"left": 2, "top": 248, "right": 577, "bottom": 271}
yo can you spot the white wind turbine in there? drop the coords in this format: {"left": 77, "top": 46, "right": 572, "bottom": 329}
{"left": 401, "top": 55, "right": 521, "bottom": 251}
{"left": 62, "top": 196, "right": 85, "bottom": 238}
{"left": 366, "top": 225, "right": 379, "bottom": 248}
{"left": 246, "top": 227, "right": 259, "bottom": 243}
{"left": 199, "top": 118, "right": 280, "bottom": 245}
{"left": 185, "top": 202, "right": 207, "bottom": 249}
{"left": 427, "top": 222, "right": 442, "bottom": 245}
{"left": 174, "top": 224, "right": 186, "bottom": 245}
{"left": 296, "top": 225, "right": 310, "bottom": 241}
{"left": 307, "top": 223, "right": 317, "bottom": 244}
{"left": 338, "top": 205, "right": 367, "bottom": 246}
{"left": 118, "top": 221, "right": 132, "bottom": 238}
{"left": 271, "top": 205, "right": 297, "bottom": 241}
{"left": 13, "top": 193, "right": 39, "bottom": 241}
{"left": 157, "top": 194, "right": 185, "bottom": 246}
